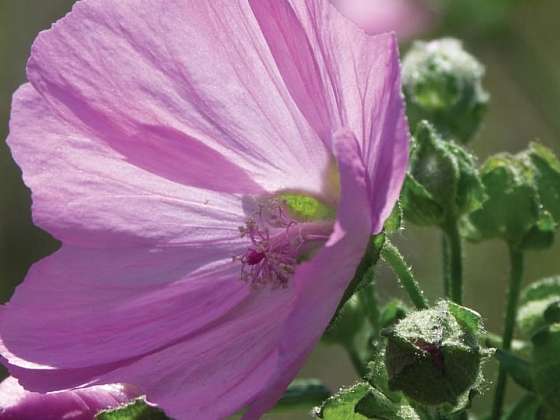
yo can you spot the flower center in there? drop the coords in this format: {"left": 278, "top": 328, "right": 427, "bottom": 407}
{"left": 234, "top": 198, "right": 333, "bottom": 289}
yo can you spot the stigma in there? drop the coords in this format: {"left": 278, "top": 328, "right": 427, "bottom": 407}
{"left": 234, "top": 198, "right": 333, "bottom": 289}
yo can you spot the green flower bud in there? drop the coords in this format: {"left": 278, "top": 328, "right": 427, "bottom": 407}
{"left": 461, "top": 145, "right": 560, "bottom": 250}
{"left": 382, "top": 301, "right": 490, "bottom": 408}
{"left": 518, "top": 276, "right": 560, "bottom": 338}
{"left": 521, "top": 143, "right": 560, "bottom": 223}
{"left": 401, "top": 121, "right": 486, "bottom": 227}
{"left": 402, "top": 38, "right": 489, "bottom": 144}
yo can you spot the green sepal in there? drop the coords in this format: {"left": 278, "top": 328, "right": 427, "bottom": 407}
{"left": 314, "top": 382, "right": 420, "bottom": 420}
{"left": 400, "top": 174, "right": 444, "bottom": 226}
{"left": 518, "top": 211, "right": 556, "bottom": 250}
{"left": 96, "top": 398, "right": 170, "bottom": 420}
{"left": 314, "top": 382, "right": 371, "bottom": 419}
{"left": 402, "top": 38, "right": 489, "bottom": 144}
{"left": 380, "top": 300, "right": 410, "bottom": 329}
{"left": 354, "top": 388, "right": 420, "bottom": 420}
{"left": 384, "top": 200, "right": 403, "bottom": 232}
{"left": 522, "top": 143, "right": 560, "bottom": 223}
{"left": 494, "top": 348, "right": 534, "bottom": 391}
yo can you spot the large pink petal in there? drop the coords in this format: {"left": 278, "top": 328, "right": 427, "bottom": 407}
{"left": 8, "top": 85, "right": 253, "bottom": 247}
{"left": 0, "top": 248, "right": 296, "bottom": 420}
{"left": 1, "top": 131, "right": 372, "bottom": 420}
{"left": 26, "top": 0, "right": 332, "bottom": 197}
{"left": 0, "top": 376, "right": 141, "bottom": 420}
{"left": 244, "top": 129, "right": 372, "bottom": 418}
{"left": 252, "top": 0, "right": 409, "bottom": 232}
{"left": 0, "top": 245, "right": 254, "bottom": 370}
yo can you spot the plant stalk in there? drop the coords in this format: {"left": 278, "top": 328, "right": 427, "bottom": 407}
{"left": 491, "top": 245, "right": 524, "bottom": 420}
{"left": 442, "top": 218, "right": 463, "bottom": 305}
{"left": 381, "top": 241, "right": 428, "bottom": 310}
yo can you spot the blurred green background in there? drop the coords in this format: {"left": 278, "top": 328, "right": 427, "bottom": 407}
{"left": 1, "top": 1, "right": 560, "bottom": 418}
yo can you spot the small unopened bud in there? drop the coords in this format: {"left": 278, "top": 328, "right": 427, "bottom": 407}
{"left": 402, "top": 38, "right": 489, "bottom": 144}
{"left": 401, "top": 121, "right": 486, "bottom": 227}
{"left": 461, "top": 143, "right": 560, "bottom": 251}
{"left": 383, "top": 301, "right": 491, "bottom": 408}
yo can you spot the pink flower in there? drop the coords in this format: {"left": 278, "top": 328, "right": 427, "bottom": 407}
{"left": 0, "top": 1, "right": 408, "bottom": 419}
{"left": 0, "top": 376, "right": 141, "bottom": 419}
{"left": 331, "top": 0, "right": 436, "bottom": 40}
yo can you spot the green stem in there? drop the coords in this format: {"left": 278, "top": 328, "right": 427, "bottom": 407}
{"left": 357, "top": 272, "right": 381, "bottom": 337}
{"left": 442, "top": 218, "right": 463, "bottom": 305}
{"left": 491, "top": 245, "right": 525, "bottom": 420}
{"left": 381, "top": 241, "right": 428, "bottom": 310}
{"left": 344, "top": 342, "right": 369, "bottom": 378}
{"left": 442, "top": 234, "right": 452, "bottom": 300}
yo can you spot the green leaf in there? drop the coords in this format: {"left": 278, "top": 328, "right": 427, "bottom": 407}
{"left": 494, "top": 348, "right": 534, "bottom": 391}
{"left": 272, "top": 379, "right": 331, "bottom": 412}
{"left": 96, "top": 398, "right": 171, "bottom": 420}
{"left": 355, "top": 388, "right": 420, "bottom": 420}
{"left": 315, "top": 382, "right": 370, "bottom": 419}
{"left": 522, "top": 276, "right": 560, "bottom": 301}
{"left": 518, "top": 276, "right": 560, "bottom": 337}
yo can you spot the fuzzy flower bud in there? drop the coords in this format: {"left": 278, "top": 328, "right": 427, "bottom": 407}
{"left": 401, "top": 121, "right": 486, "bottom": 227}
{"left": 382, "top": 301, "right": 491, "bottom": 408}
{"left": 402, "top": 38, "right": 489, "bottom": 144}
{"left": 461, "top": 143, "right": 560, "bottom": 251}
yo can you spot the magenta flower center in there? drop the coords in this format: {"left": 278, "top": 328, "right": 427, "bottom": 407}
{"left": 235, "top": 199, "right": 333, "bottom": 289}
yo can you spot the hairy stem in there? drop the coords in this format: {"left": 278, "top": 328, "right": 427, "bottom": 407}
{"left": 442, "top": 234, "right": 452, "bottom": 300}
{"left": 357, "top": 270, "right": 381, "bottom": 337}
{"left": 491, "top": 245, "right": 525, "bottom": 420}
{"left": 381, "top": 241, "right": 428, "bottom": 310}
{"left": 442, "top": 218, "right": 463, "bottom": 305}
